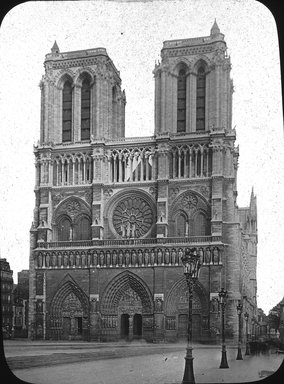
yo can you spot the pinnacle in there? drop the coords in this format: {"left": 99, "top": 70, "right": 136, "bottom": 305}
{"left": 211, "top": 19, "right": 220, "bottom": 36}
{"left": 51, "top": 40, "right": 59, "bottom": 53}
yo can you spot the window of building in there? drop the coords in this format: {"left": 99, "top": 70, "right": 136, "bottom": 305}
{"left": 57, "top": 215, "right": 91, "bottom": 242}
{"left": 196, "top": 67, "right": 206, "bottom": 131}
{"left": 193, "top": 212, "right": 210, "bottom": 235}
{"left": 176, "top": 212, "right": 189, "bottom": 237}
{"left": 81, "top": 79, "right": 91, "bottom": 140}
{"left": 177, "top": 69, "right": 186, "bottom": 132}
{"left": 62, "top": 81, "right": 72, "bottom": 142}
{"left": 74, "top": 216, "right": 91, "bottom": 241}
{"left": 58, "top": 217, "right": 72, "bottom": 241}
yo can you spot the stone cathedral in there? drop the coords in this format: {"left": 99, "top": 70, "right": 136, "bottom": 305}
{"left": 29, "top": 22, "right": 258, "bottom": 342}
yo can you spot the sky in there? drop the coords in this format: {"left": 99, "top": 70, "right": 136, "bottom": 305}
{"left": 0, "top": 0, "right": 283, "bottom": 314}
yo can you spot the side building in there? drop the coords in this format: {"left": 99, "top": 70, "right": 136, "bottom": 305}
{"left": 28, "top": 22, "right": 258, "bottom": 342}
{"left": 0, "top": 258, "right": 14, "bottom": 338}
{"left": 13, "top": 270, "right": 29, "bottom": 337}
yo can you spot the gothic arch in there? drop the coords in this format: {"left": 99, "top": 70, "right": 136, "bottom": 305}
{"left": 169, "top": 189, "right": 210, "bottom": 220}
{"left": 192, "top": 57, "right": 210, "bottom": 74}
{"left": 100, "top": 270, "right": 154, "bottom": 315}
{"left": 171, "top": 58, "right": 191, "bottom": 75}
{"left": 169, "top": 190, "right": 211, "bottom": 237}
{"left": 56, "top": 71, "right": 74, "bottom": 90}
{"left": 53, "top": 196, "right": 92, "bottom": 240}
{"left": 74, "top": 68, "right": 95, "bottom": 87}
{"left": 165, "top": 276, "right": 208, "bottom": 316}
{"left": 54, "top": 195, "right": 91, "bottom": 220}
{"left": 49, "top": 274, "right": 89, "bottom": 319}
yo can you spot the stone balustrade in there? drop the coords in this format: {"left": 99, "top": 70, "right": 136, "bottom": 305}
{"left": 39, "top": 235, "right": 221, "bottom": 249}
{"left": 34, "top": 243, "right": 223, "bottom": 270}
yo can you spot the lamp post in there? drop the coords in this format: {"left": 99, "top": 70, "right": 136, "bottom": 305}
{"left": 180, "top": 248, "right": 201, "bottom": 384}
{"left": 251, "top": 316, "right": 256, "bottom": 341}
{"left": 219, "top": 288, "right": 229, "bottom": 369}
{"left": 236, "top": 301, "right": 243, "bottom": 360}
{"left": 244, "top": 312, "right": 250, "bottom": 355}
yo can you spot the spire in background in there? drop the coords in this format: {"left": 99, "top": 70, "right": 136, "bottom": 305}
{"left": 210, "top": 19, "right": 220, "bottom": 36}
{"left": 51, "top": 40, "right": 60, "bottom": 54}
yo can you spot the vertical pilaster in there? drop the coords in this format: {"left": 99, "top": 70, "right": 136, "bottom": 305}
{"left": 165, "top": 73, "right": 173, "bottom": 133}
{"left": 160, "top": 71, "right": 166, "bottom": 133}
{"left": 154, "top": 71, "right": 161, "bottom": 134}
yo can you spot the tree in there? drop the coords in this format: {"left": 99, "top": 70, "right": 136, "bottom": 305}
{"left": 268, "top": 303, "right": 281, "bottom": 333}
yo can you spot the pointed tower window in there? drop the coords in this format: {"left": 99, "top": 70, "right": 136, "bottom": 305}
{"left": 81, "top": 79, "right": 91, "bottom": 140}
{"left": 196, "top": 67, "right": 206, "bottom": 131}
{"left": 58, "top": 216, "right": 72, "bottom": 241}
{"left": 177, "top": 69, "right": 186, "bottom": 132}
{"left": 62, "top": 81, "right": 72, "bottom": 142}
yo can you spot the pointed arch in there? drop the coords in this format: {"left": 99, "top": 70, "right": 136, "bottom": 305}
{"left": 192, "top": 60, "right": 208, "bottom": 131}
{"left": 74, "top": 69, "right": 94, "bottom": 87}
{"left": 55, "top": 71, "right": 74, "bottom": 90}
{"left": 80, "top": 77, "right": 91, "bottom": 140}
{"left": 192, "top": 57, "right": 210, "bottom": 73}
{"left": 169, "top": 190, "right": 211, "bottom": 237}
{"left": 48, "top": 275, "right": 89, "bottom": 340}
{"left": 54, "top": 196, "right": 92, "bottom": 241}
{"left": 49, "top": 274, "right": 89, "bottom": 319}
{"left": 177, "top": 67, "right": 187, "bottom": 133}
{"left": 62, "top": 78, "right": 73, "bottom": 142}
{"left": 172, "top": 59, "right": 191, "bottom": 76}
{"left": 100, "top": 270, "right": 154, "bottom": 315}
{"left": 165, "top": 276, "right": 208, "bottom": 316}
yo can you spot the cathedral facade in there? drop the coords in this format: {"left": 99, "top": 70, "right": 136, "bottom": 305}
{"left": 29, "top": 22, "right": 258, "bottom": 342}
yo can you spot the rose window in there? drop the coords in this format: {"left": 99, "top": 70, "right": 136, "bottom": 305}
{"left": 182, "top": 194, "right": 198, "bottom": 209}
{"left": 112, "top": 195, "right": 153, "bottom": 238}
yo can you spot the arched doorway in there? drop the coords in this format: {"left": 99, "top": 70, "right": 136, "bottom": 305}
{"left": 133, "top": 314, "right": 142, "bottom": 338}
{"left": 100, "top": 271, "right": 154, "bottom": 341}
{"left": 165, "top": 277, "right": 209, "bottom": 341}
{"left": 120, "top": 314, "right": 130, "bottom": 338}
{"left": 49, "top": 276, "right": 89, "bottom": 340}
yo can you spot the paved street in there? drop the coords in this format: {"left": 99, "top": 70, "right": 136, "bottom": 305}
{"left": 3, "top": 340, "right": 284, "bottom": 384}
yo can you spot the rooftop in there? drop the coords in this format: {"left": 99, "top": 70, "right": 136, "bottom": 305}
{"left": 163, "top": 20, "right": 224, "bottom": 49}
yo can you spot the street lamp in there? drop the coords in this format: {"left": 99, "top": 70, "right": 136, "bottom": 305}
{"left": 251, "top": 316, "right": 256, "bottom": 341}
{"left": 180, "top": 248, "right": 201, "bottom": 384}
{"left": 219, "top": 288, "right": 229, "bottom": 369}
{"left": 244, "top": 312, "right": 250, "bottom": 355}
{"left": 236, "top": 301, "right": 243, "bottom": 360}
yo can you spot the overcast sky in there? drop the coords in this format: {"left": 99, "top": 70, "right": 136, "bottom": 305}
{"left": 0, "top": 0, "right": 283, "bottom": 314}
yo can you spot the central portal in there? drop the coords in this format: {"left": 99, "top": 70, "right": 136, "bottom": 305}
{"left": 120, "top": 314, "right": 130, "bottom": 338}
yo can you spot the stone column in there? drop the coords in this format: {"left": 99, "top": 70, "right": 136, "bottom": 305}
{"left": 128, "top": 315, "right": 134, "bottom": 341}
{"left": 154, "top": 294, "right": 165, "bottom": 342}
{"left": 89, "top": 295, "right": 100, "bottom": 341}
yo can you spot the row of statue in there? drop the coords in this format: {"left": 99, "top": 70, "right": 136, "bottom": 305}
{"left": 35, "top": 247, "right": 221, "bottom": 268}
